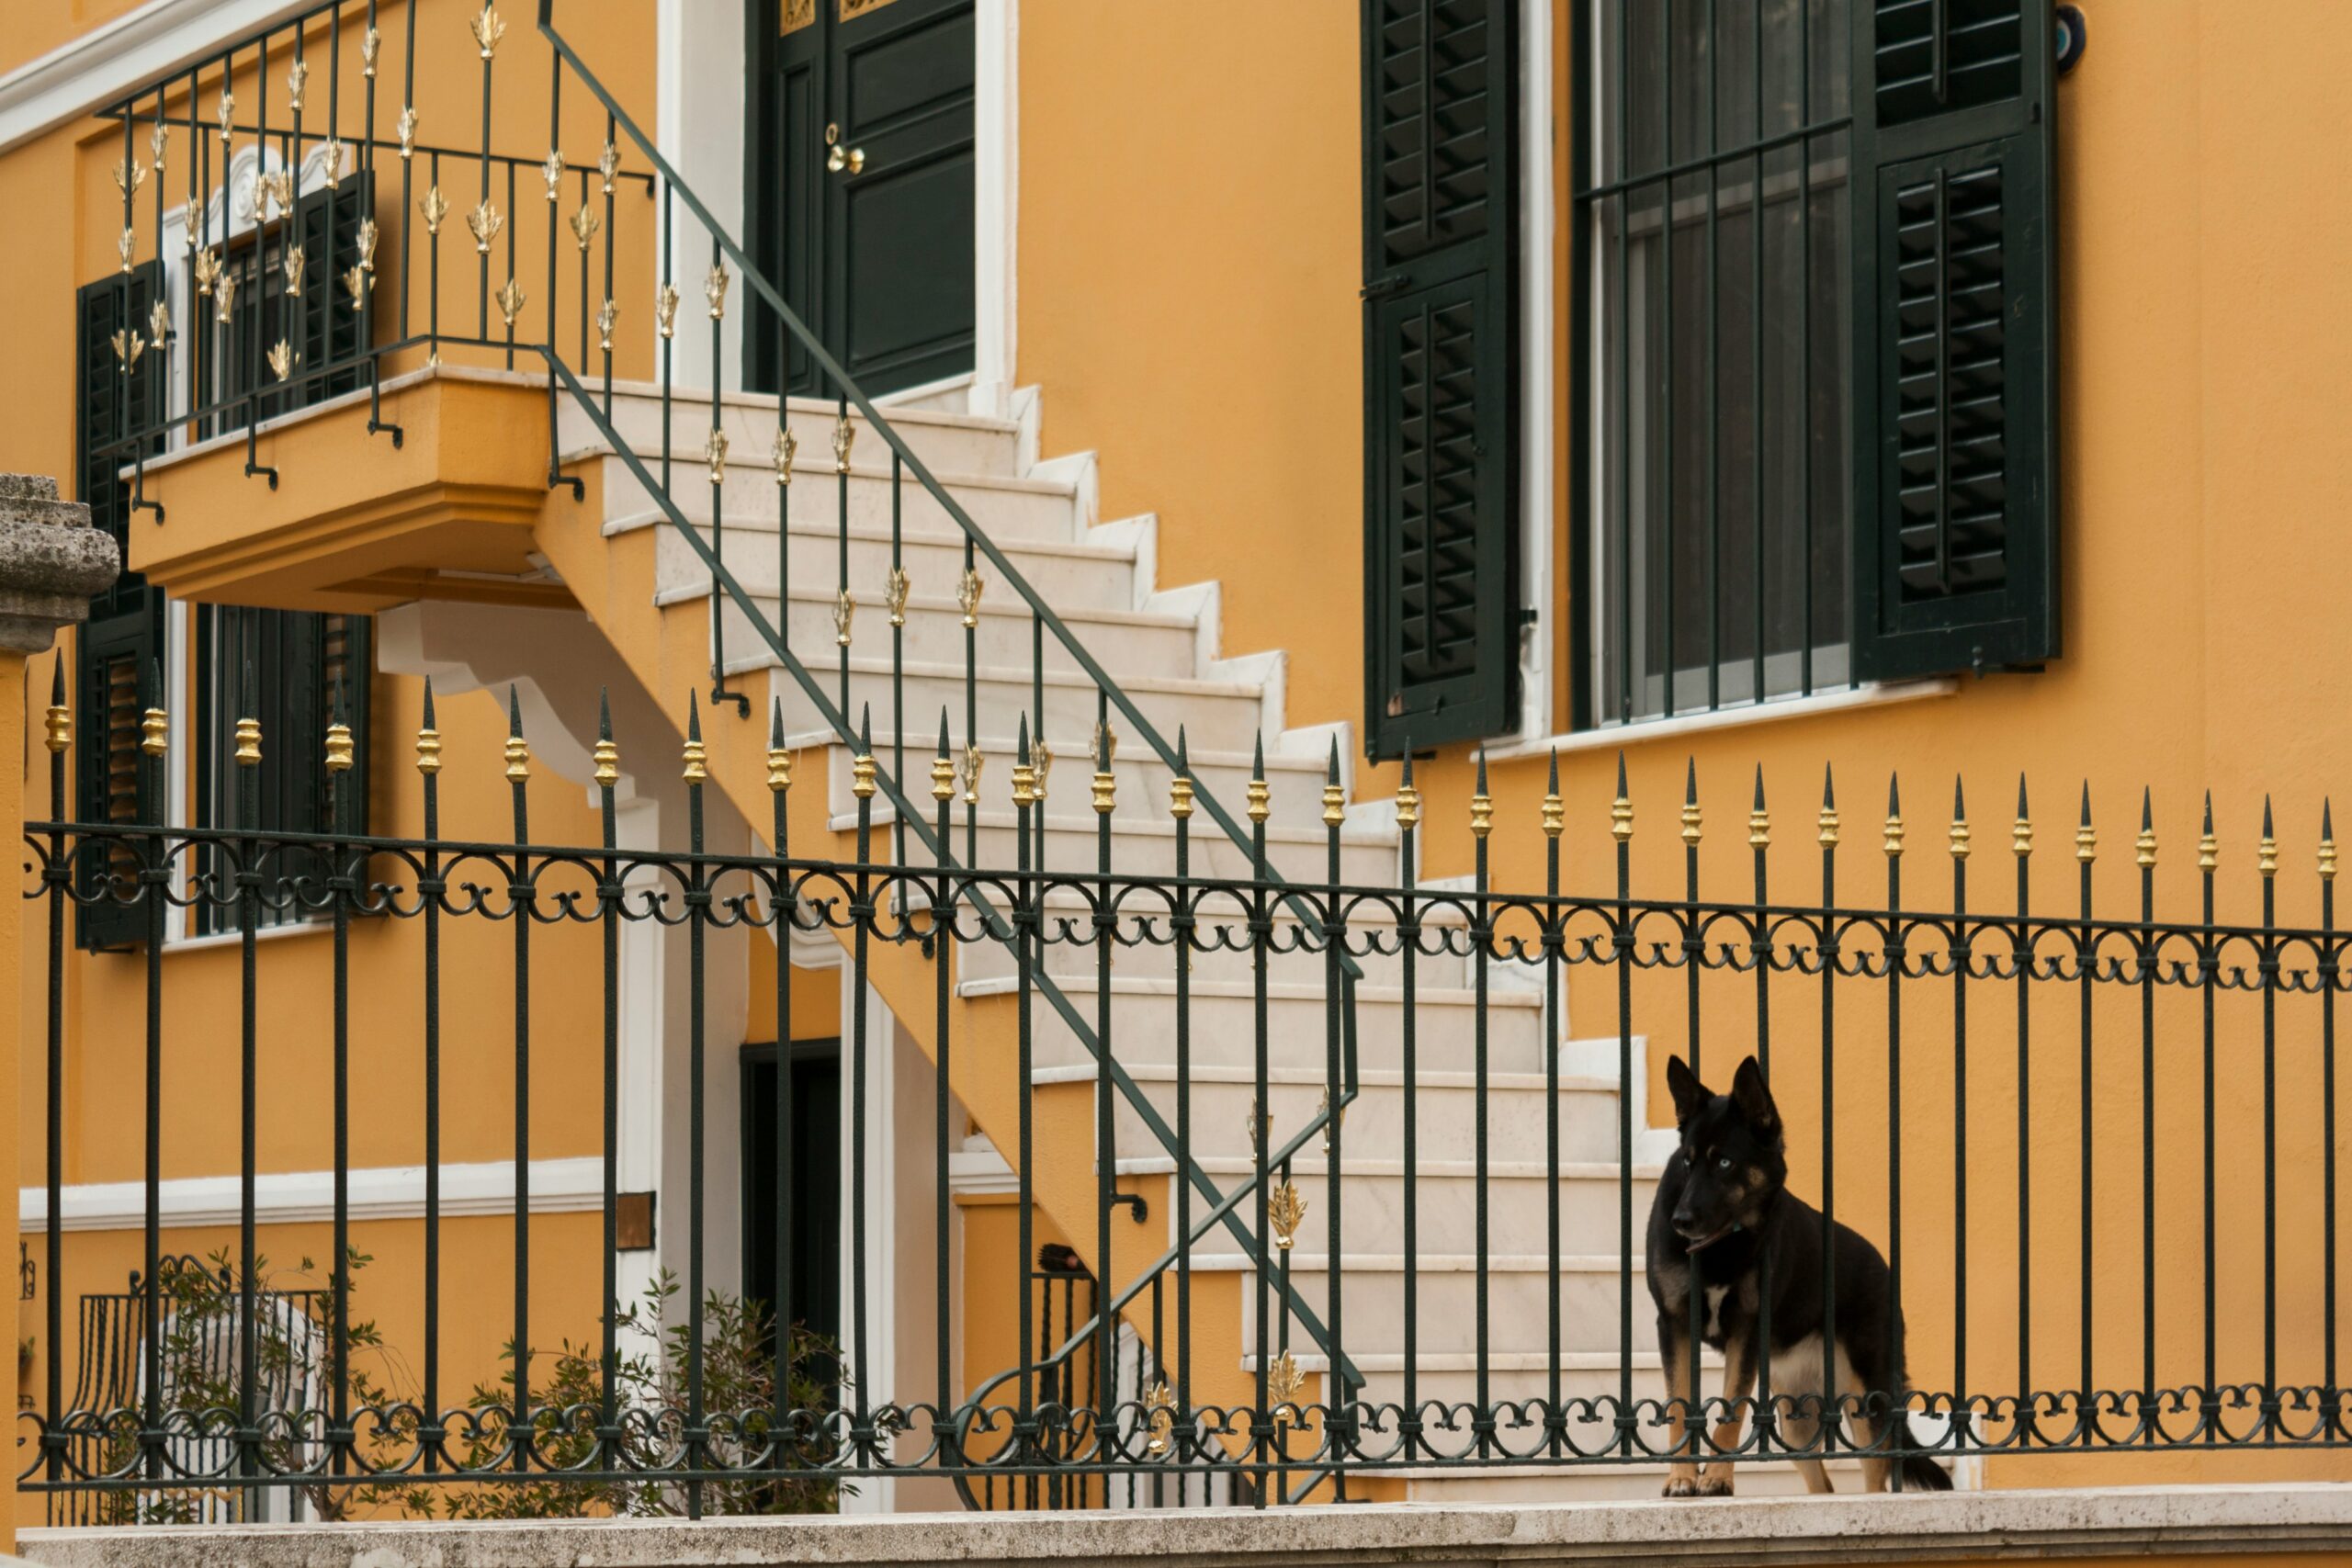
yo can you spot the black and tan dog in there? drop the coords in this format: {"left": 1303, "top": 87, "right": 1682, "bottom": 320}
{"left": 1645, "top": 1054, "right": 1951, "bottom": 1496}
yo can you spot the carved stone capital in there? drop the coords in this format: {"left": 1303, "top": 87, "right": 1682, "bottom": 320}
{"left": 0, "top": 475, "right": 120, "bottom": 654}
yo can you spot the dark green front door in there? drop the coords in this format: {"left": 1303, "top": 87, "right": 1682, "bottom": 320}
{"left": 748, "top": 0, "right": 977, "bottom": 399}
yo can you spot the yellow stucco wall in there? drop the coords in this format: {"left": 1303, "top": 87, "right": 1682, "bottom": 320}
{"left": 4, "top": 0, "right": 2350, "bottom": 1521}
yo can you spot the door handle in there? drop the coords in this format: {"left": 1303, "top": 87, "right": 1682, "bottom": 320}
{"left": 827, "top": 144, "right": 865, "bottom": 175}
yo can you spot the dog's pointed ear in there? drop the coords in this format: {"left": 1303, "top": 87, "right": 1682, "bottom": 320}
{"left": 1666, "top": 1055, "right": 1707, "bottom": 1129}
{"left": 1731, "top": 1056, "right": 1779, "bottom": 1134}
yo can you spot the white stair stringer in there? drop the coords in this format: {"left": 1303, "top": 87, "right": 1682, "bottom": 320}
{"left": 570, "top": 382, "right": 1803, "bottom": 1502}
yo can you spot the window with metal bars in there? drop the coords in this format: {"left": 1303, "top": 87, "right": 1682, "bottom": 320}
{"left": 1572, "top": 0, "right": 2059, "bottom": 729}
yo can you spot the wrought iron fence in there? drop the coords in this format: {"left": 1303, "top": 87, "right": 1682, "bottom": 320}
{"left": 23, "top": 654, "right": 2352, "bottom": 1510}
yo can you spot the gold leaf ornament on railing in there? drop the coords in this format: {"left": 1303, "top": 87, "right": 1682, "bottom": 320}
{"left": 286, "top": 57, "right": 308, "bottom": 114}
{"left": 111, "top": 159, "right": 145, "bottom": 197}
{"left": 149, "top": 122, "right": 168, "bottom": 172}
{"left": 703, "top": 429, "right": 729, "bottom": 487}
{"left": 467, "top": 198, "right": 503, "bottom": 254}
{"left": 117, "top": 228, "right": 134, "bottom": 274}
{"left": 886, "top": 567, "right": 910, "bottom": 628}
{"left": 542, "top": 149, "right": 565, "bottom": 202}
{"left": 147, "top": 299, "right": 171, "bottom": 348}
{"left": 469, "top": 3, "right": 506, "bottom": 60}
{"left": 109, "top": 329, "right": 145, "bottom": 372}
{"left": 705, "top": 262, "right": 730, "bottom": 321}
{"left": 496, "top": 277, "right": 526, "bottom": 330}
{"left": 597, "top": 299, "right": 618, "bottom": 354}
{"left": 356, "top": 218, "right": 379, "bottom": 273}
{"left": 213, "top": 269, "right": 239, "bottom": 325}
{"left": 217, "top": 88, "right": 235, "bottom": 145}
{"left": 192, "top": 247, "right": 222, "bottom": 298}
{"left": 282, "top": 244, "right": 306, "bottom": 296}
{"left": 344, "top": 265, "right": 368, "bottom": 312}
{"left": 598, "top": 140, "right": 620, "bottom": 195}
{"left": 419, "top": 186, "right": 449, "bottom": 237}
{"left": 571, "top": 203, "right": 601, "bottom": 252}
{"left": 266, "top": 339, "right": 294, "bottom": 383}
{"left": 772, "top": 426, "right": 797, "bottom": 486}
{"left": 361, "top": 25, "right": 381, "bottom": 77}
{"left": 656, "top": 282, "right": 680, "bottom": 339}
{"left": 398, "top": 107, "right": 418, "bottom": 161}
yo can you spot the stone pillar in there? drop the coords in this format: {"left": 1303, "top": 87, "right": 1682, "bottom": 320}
{"left": 0, "top": 476, "right": 119, "bottom": 1548}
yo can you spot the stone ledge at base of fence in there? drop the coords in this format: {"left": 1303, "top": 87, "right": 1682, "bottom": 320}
{"left": 17, "top": 1483, "right": 2352, "bottom": 1568}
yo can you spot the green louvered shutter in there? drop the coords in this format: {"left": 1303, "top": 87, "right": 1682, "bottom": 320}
{"left": 1850, "top": 0, "right": 2060, "bottom": 680}
{"left": 74, "top": 265, "right": 164, "bottom": 951}
{"left": 1361, "top": 0, "right": 1518, "bottom": 759}
{"left": 296, "top": 175, "right": 370, "bottom": 404}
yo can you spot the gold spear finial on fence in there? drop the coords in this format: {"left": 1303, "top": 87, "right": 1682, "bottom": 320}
{"left": 234, "top": 710, "right": 263, "bottom": 768}
{"left": 1395, "top": 753, "right": 1419, "bottom": 831}
{"left": 44, "top": 663, "right": 70, "bottom": 755}
{"left": 2260, "top": 797, "right": 2278, "bottom": 878}
{"left": 682, "top": 696, "right": 707, "bottom": 785}
{"left": 141, "top": 699, "right": 167, "bottom": 759}
{"left": 2199, "top": 793, "right": 2217, "bottom": 872}
{"left": 1323, "top": 739, "right": 1345, "bottom": 829}
{"left": 1816, "top": 765, "right": 1839, "bottom": 847}
{"left": 503, "top": 686, "right": 529, "bottom": 783}
{"left": 595, "top": 691, "right": 621, "bottom": 790}
{"left": 323, "top": 696, "right": 353, "bottom": 774}
{"left": 2136, "top": 788, "right": 2156, "bottom": 869}
{"left": 935, "top": 715, "right": 960, "bottom": 806}
{"left": 1749, "top": 766, "right": 1770, "bottom": 850}
{"left": 1542, "top": 750, "right": 1564, "bottom": 840}
{"left": 853, "top": 707, "right": 878, "bottom": 801}
{"left": 1012, "top": 720, "right": 1036, "bottom": 810}
{"left": 2323, "top": 801, "right": 2338, "bottom": 883}
{"left": 1170, "top": 727, "right": 1194, "bottom": 820}
{"left": 2075, "top": 784, "right": 2097, "bottom": 864}
{"left": 1951, "top": 778, "right": 1972, "bottom": 860}
{"left": 1883, "top": 775, "right": 1905, "bottom": 859}
{"left": 1247, "top": 736, "right": 1270, "bottom": 826}
{"left": 415, "top": 681, "right": 442, "bottom": 775}
{"left": 2014, "top": 776, "right": 2033, "bottom": 858}
{"left": 1611, "top": 752, "right": 1634, "bottom": 844}
{"left": 1470, "top": 748, "right": 1493, "bottom": 840}
{"left": 1680, "top": 759, "right": 1702, "bottom": 848}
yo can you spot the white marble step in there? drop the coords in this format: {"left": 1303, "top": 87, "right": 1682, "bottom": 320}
{"left": 1030, "top": 1056, "right": 1595, "bottom": 1153}
{"left": 560, "top": 383, "right": 1023, "bottom": 479}
{"left": 1127, "top": 1158, "right": 1663, "bottom": 1257}
{"left": 1221, "top": 1251, "right": 1659, "bottom": 1358}
{"left": 633, "top": 517, "right": 1139, "bottom": 618}
{"left": 594, "top": 453, "right": 1081, "bottom": 542}
{"left": 712, "top": 587, "right": 1201, "bottom": 685}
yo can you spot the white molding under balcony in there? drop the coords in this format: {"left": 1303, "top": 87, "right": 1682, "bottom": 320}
{"left": 0, "top": 0, "right": 314, "bottom": 153}
{"left": 20, "top": 1156, "right": 605, "bottom": 1233}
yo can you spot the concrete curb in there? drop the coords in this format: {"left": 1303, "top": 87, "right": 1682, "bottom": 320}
{"left": 18, "top": 1483, "right": 2352, "bottom": 1567}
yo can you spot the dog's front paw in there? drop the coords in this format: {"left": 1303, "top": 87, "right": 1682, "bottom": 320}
{"left": 1662, "top": 1472, "right": 1701, "bottom": 1498}
{"left": 1697, "top": 1470, "right": 1735, "bottom": 1497}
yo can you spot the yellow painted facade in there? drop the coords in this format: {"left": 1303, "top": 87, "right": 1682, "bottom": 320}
{"left": 0, "top": 0, "right": 2345, "bottom": 1539}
